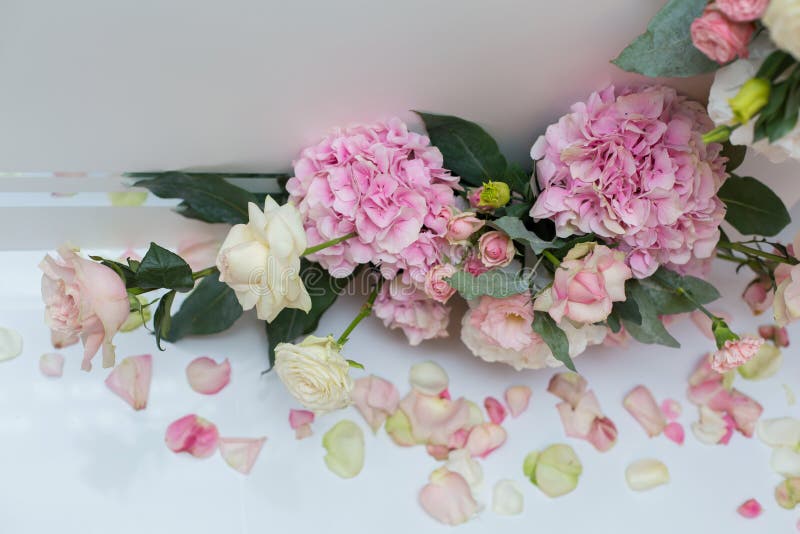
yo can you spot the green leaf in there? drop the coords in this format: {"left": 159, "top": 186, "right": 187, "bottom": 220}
{"left": 532, "top": 312, "right": 575, "bottom": 372}
{"left": 718, "top": 175, "right": 791, "bottom": 236}
{"left": 606, "top": 311, "right": 622, "bottom": 333}
{"left": 136, "top": 243, "right": 195, "bottom": 292}
{"left": 163, "top": 272, "right": 244, "bottom": 342}
{"left": 754, "top": 81, "right": 791, "bottom": 142}
{"left": 623, "top": 281, "right": 680, "bottom": 348}
{"left": 720, "top": 142, "right": 746, "bottom": 172}
{"left": 490, "top": 216, "right": 554, "bottom": 254}
{"left": 639, "top": 267, "right": 720, "bottom": 314}
{"left": 154, "top": 290, "right": 176, "bottom": 351}
{"left": 613, "top": 293, "right": 643, "bottom": 325}
{"left": 498, "top": 202, "right": 532, "bottom": 218}
{"left": 504, "top": 163, "right": 532, "bottom": 198}
{"left": 446, "top": 270, "right": 530, "bottom": 300}
{"left": 768, "top": 73, "right": 800, "bottom": 142}
{"left": 134, "top": 171, "right": 259, "bottom": 224}
{"left": 415, "top": 112, "right": 507, "bottom": 186}
{"left": 265, "top": 260, "right": 353, "bottom": 370}
{"left": 611, "top": 0, "right": 718, "bottom": 77}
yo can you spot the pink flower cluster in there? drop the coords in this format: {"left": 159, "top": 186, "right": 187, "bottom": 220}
{"left": 690, "top": 1, "right": 766, "bottom": 64}
{"left": 531, "top": 85, "right": 728, "bottom": 278}
{"left": 373, "top": 278, "right": 450, "bottom": 346}
{"left": 286, "top": 118, "right": 459, "bottom": 282}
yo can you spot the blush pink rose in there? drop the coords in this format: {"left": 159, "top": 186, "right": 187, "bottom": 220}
{"left": 40, "top": 246, "right": 130, "bottom": 371}
{"left": 710, "top": 336, "right": 764, "bottom": 373}
{"left": 424, "top": 263, "right": 458, "bottom": 304}
{"left": 535, "top": 244, "right": 632, "bottom": 324}
{"left": 462, "top": 251, "right": 488, "bottom": 276}
{"left": 691, "top": 6, "right": 754, "bottom": 63}
{"left": 716, "top": 0, "right": 770, "bottom": 21}
{"left": 478, "top": 231, "right": 515, "bottom": 268}
{"left": 774, "top": 264, "right": 800, "bottom": 326}
{"left": 742, "top": 276, "right": 774, "bottom": 315}
{"left": 446, "top": 212, "right": 484, "bottom": 244}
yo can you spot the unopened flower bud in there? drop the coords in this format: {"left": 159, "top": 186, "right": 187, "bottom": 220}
{"left": 729, "top": 78, "right": 771, "bottom": 124}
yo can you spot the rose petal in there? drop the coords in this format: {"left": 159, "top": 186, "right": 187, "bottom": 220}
{"left": 399, "top": 390, "right": 471, "bottom": 446}
{"left": 446, "top": 449, "right": 483, "bottom": 493}
{"left": 385, "top": 410, "right": 415, "bottom": 447}
{"left": 625, "top": 459, "right": 670, "bottom": 491}
{"left": 39, "top": 353, "right": 65, "bottom": 377}
{"left": 586, "top": 417, "right": 618, "bottom": 452}
{"left": 419, "top": 468, "right": 478, "bottom": 526}
{"left": 0, "top": 327, "right": 23, "bottom": 362}
{"left": 466, "top": 400, "right": 484, "bottom": 427}
{"left": 439, "top": 388, "right": 451, "bottom": 400}
{"left": 727, "top": 390, "right": 763, "bottom": 437}
{"left": 660, "top": 399, "right": 682, "bottom": 420}
{"left": 524, "top": 444, "right": 582, "bottom": 498}
{"left": 688, "top": 356, "right": 719, "bottom": 387}
{"left": 492, "top": 479, "right": 524, "bottom": 515}
{"left": 165, "top": 414, "right": 220, "bottom": 458}
{"left": 426, "top": 444, "right": 451, "bottom": 461}
{"left": 547, "top": 372, "right": 587, "bottom": 405}
{"left": 351, "top": 375, "right": 399, "bottom": 432}
{"left": 289, "top": 409, "right": 315, "bottom": 440}
{"left": 186, "top": 356, "right": 231, "bottom": 395}
{"left": 623, "top": 385, "right": 666, "bottom": 437}
{"left": 504, "top": 385, "right": 532, "bottom": 418}
{"left": 692, "top": 406, "right": 730, "bottom": 445}
{"left": 757, "top": 417, "right": 800, "bottom": 448}
{"left": 484, "top": 396, "right": 507, "bottom": 424}
{"left": 664, "top": 422, "right": 685, "bottom": 445}
{"left": 448, "top": 428, "right": 470, "bottom": 450}
{"left": 105, "top": 354, "right": 152, "bottom": 410}
{"left": 737, "top": 498, "right": 762, "bottom": 519}
{"left": 738, "top": 343, "right": 782, "bottom": 381}
{"left": 218, "top": 437, "right": 266, "bottom": 475}
{"left": 785, "top": 384, "right": 797, "bottom": 406}
{"left": 772, "top": 447, "right": 800, "bottom": 477}
{"left": 776, "top": 478, "right": 800, "bottom": 509}
{"left": 409, "top": 361, "right": 449, "bottom": 396}
{"left": 322, "top": 420, "right": 364, "bottom": 479}
{"left": 465, "top": 423, "right": 507, "bottom": 458}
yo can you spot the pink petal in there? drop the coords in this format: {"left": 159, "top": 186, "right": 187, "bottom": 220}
{"left": 289, "top": 409, "right": 315, "bottom": 440}
{"left": 104, "top": 354, "right": 152, "bottom": 410}
{"left": 399, "top": 390, "right": 471, "bottom": 447}
{"left": 351, "top": 375, "right": 400, "bottom": 432}
{"left": 218, "top": 437, "right": 266, "bottom": 475}
{"left": 624, "top": 385, "right": 666, "bottom": 437}
{"left": 439, "top": 388, "right": 452, "bottom": 400}
{"left": 660, "top": 399, "right": 682, "bottom": 420}
{"left": 465, "top": 423, "right": 507, "bottom": 458}
{"left": 409, "top": 361, "right": 449, "bottom": 396}
{"left": 737, "top": 498, "right": 763, "bottom": 519}
{"left": 419, "top": 468, "right": 478, "bottom": 526}
{"left": 586, "top": 417, "right": 618, "bottom": 452}
{"left": 427, "top": 444, "right": 451, "bottom": 461}
{"left": 294, "top": 424, "right": 313, "bottom": 440}
{"left": 504, "top": 385, "right": 532, "bottom": 418}
{"left": 185, "top": 356, "right": 231, "bottom": 395}
{"left": 664, "top": 422, "right": 685, "bottom": 445}
{"left": 39, "top": 353, "right": 65, "bottom": 377}
{"left": 448, "top": 428, "right": 470, "bottom": 450}
{"left": 547, "top": 372, "right": 588, "bottom": 406}
{"left": 719, "top": 414, "right": 737, "bottom": 445}
{"left": 687, "top": 379, "right": 732, "bottom": 411}
{"left": 484, "top": 396, "right": 507, "bottom": 424}
{"left": 728, "top": 390, "right": 763, "bottom": 437}
{"left": 688, "top": 356, "right": 721, "bottom": 387}
{"left": 165, "top": 414, "right": 220, "bottom": 458}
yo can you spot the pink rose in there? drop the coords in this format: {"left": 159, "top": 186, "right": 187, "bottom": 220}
{"left": 535, "top": 244, "right": 632, "bottom": 324}
{"left": 424, "top": 264, "right": 458, "bottom": 304}
{"left": 462, "top": 251, "right": 488, "bottom": 276}
{"left": 477, "top": 231, "right": 515, "bottom": 268}
{"left": 716, "top": 0, "right": 770, "bottom": 21}
{"left": 710, "top": 336, "right": 764, "bottom": 373}
{"left": 691, "top": 6, "right": 754, "bottom": 63}
{"left": 40, "top": 246, "right": 130, "bottom": 371}
{"left": 446, "top": 212, "right": 484, "bottom": 244}
{"left": 742, "top": 277, "right": 774, "bottom": 315}
{"left": 774, "top": 264, "right": 800, "bottom": 327}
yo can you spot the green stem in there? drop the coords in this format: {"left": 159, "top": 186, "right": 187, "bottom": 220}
{"left": 337, "top": 280, "right": 383, "bottom": 346}
{"left": 192, "top": 266, "right": 218, "bottom": 280}
{"left": 542, "top": 250, "right": 561, "bottom": 268}
{"left": 676, "top": 287, "right": 717, "bottom": 322}
{"left": 717, "top": 240, "right": 797, "bottom": 265}
{"left": 303, "top": 232, "right": 357, "bottom": 256}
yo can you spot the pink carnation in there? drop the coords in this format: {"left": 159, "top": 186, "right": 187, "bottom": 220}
{"left": 286, "top": 118, "right": 459, "bottom": 280}
{"left": 530, "top": 85, "right": 728, "bottom": 278}
{"left": 716, "top": 0, "right": 770, "bottom": 21}
{"left": 690, "top": 6, "right": 754, "bottom": 63}
{"left": 710, "top": 336, "right": 764, "bottom": 373}
{"left": 373, "top": 278, "right": 450, "bottom": 345}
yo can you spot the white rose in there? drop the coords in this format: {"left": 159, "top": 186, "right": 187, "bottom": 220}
{"left": 274, "top": 335, "right": 353, "bottom": 412}
{"left": 216, "top": 196, "right": 311, "bottom": 322}
{"left": 764, "top": 0, "right": 800, "bottom": 61}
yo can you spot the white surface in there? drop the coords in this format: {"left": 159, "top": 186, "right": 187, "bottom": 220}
{"left": 2, "top": 248, "right": 800, "bottom": 534}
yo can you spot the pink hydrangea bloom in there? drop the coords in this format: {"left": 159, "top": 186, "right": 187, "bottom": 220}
{"left": 530, "top": 85, "right": 728, "bottom": 278}
{"left": 373, "top": 278, "right": 450, "bottom": 345}
{"left": 286, "top": 118, "right": 459, "bottom": 280}
{"left": 711, "top": 336, "right": 764, "bottom": 372}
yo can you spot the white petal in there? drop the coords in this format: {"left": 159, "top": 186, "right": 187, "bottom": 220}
{"left": 757, "top": 418, "right": 800, "bottom": 448}
{"left": 771, "top": 447, "right": 800, "bottom": 477}
{"left": 446, "top": 449, "right": 483, "bottom": 493}
{"left": 219, "top": 437, "right": 266, "bottom": 475}
{"left": 39, "top": 353, "right": 65, "bottom": 377}
{"left": 409, "top": 361, "right": 449, "bottom": 396}
{"left": 492, "top": 480, "right": 523, "bottom": 515}
{"left": 322, "top": 420, "right": 365, "bottom": 479}
{"left": 0, "top": 327, "right": 23, "bottom": 362}
{"left": 625, "top": 459, "right": 670, "bottom": 491}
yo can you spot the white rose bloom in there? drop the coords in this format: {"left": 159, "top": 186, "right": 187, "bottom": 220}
{"left": 764, "top": 0, "right": 800, "bottom": 61}
{"left": 708, "top": 36, "right": 800, "bottom": 163}
{"left": 216, "top": 196, "right": 311, "bottom": 322}
{"left": 274, "top": 335, "right": 353, "bottom": 413}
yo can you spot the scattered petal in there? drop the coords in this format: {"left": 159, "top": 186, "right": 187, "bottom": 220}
{"left": 484, "top": 396, "right": 507, "bottom": 424}
{"left": 0, "top": 327, "right": 23, "bottom": 362}
{"left": 351, "top": 375, "right": 400, "bottom": 432}
{"left": 553, "top": 384, "right": 616, "bottom": 452}
{"left": 105, "top": 354, "right": 152, "bottom": 410}
{"left": 663, "top": 422, "right": 685, "bottom": 445}
{"left": 446, "top": 449, "right": 483, "bottom": 493}
{"left": 289, "top": 409, "right": 315, "bottom": 440}
{"left": 504, "top": 385, "right": 531, "bottom": 417}
{"left": 771, "top": 447, "right": 800, "bottom": 477}
{"left": 439, "top": 388, "right": 451, "bottom": 400}
{"left": 426, "top": 444, "right": 451, "bottom": 461}
{"left": 623, "top": 385, "right": 666, "bottom": 437}
{"left": 448, "top": 428, "right": 470, "bottom": 450}
{"left": 165, "top": 414, "right": 220, "bottom": 458}
{"left": 727, "top": 390, "right": 763, "bottom": 437}
{"left": 738, "top": 343, "right": 782, "bottom": 381}
{"left": 692, "top": 406, "right": 731, "bottom": 445}
{"left": 625, "top": 459, "right": 670, "bottom": 491}
{"left": 186, "top": 356, "right": 231, "bottom": 395}
{"left": 465, "top": 423, "right": 507, "bottom": 458}
{"left": 385, "top": 409, "right": 415, "bottom": 447}
{"left": 660, "top": 399, "right": 682, "bottom": 420}
{"left": 757, "top": 417, "right": 800, "bottom": 448}
{"left": 737, "top": 498, "right": 762, "bottom": 518}
{"left": 322, "top": 420, "right": 365, "bottom": 479}
{"left": 785, "top": 384, "right": 797, "bottom": 406}
{"left": 466, "top": 400, "right": 485, "bottom": 427}
{"left": 39, "top": 353, "right": 65, "bottom": 377}
{"left": 586, "top": 417, "right": 618, "bottom": 452}
{"left": 524, "top": 444, "right": 582, "bottom": 498}
{"left": 218, "top": 437, "right": 266, "bottom": 475}
{"left": 419, "top": 468, "right": 478, "bottom": 526}
{"left": 688, "top": 356, "right": 718, "bottom": 387}
{"left": 409, "top": 361, "right": 449, "bottom": 396}
{"left": 492, "top": 480, "right": 523, "bottom": 516}
{"left": 775, "top": 478, "right": 800, "bottom": 509}
{"left": 399, "top": 390, "right": 471, "bottom": 446}
{"left": 547, "top": 372, "right": 587, "bottom": 405}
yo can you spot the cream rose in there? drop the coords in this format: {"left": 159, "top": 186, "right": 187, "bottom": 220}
{"left": 274, "top": 335, "right": 353, "bottom": 413}
{"left": 216, "top": 196, "right": 311, "bottom": 322}
{"left": 764, "top": 0, "right": 800, "bottom": 61}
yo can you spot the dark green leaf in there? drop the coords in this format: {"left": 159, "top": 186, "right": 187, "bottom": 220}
{"left": 720, "top": 142, "right": 746, "bottom": 172}
{"left": 606, "top": 311, "right": 622, "bottom": 333}
{"left": 415, "top": 112, "right": 507, "bottom": 186}
{"left": 613, "top": 293, "right": 643, "bottom": 325}
{"left": 611, "top": 0, "right": 718, "bottom": 77}
{"left": 498, "top": 202, "right": 532, "bottom": 218}
{"left": 163, "top": 272, "right": 244, "bottom": 342}
{"left": 136, "top": 242, "right": 195, "bottom": 292}
{"left": 623, "top": 281, "right": 680, "bottom": 348}
{"left": 532, "top": 312, "right": 575, "bottom": 371}
{"left": 446, "top": 270, "right": 530, "bottom": 300}
{"left": 769, "top": 73, "right": 800, "bottom": 142}
{"left": 154, "top": 290, "right": 176, "bottom": 351}
{"left": 754, "top": 82, "right": 790, "bottom": 142}
{"left": 756, "top": 50, "right": 795, "bottom": 80}
{"left": 640, "top": 268, "right": 720, "bottom": 314}
{"left": 718, "top": 175, "right": 791, "bottom": 236}
{"left": 490, "top": 216, "right": 554, "bottom": 254}
{"left": 504, "top": 163, "right": 532, "bottom": 198}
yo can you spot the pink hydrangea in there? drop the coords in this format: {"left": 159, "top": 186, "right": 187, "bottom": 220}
{"left": 286, "top": 118, "right": 459, "bottom": 280}
{"left": 373, "top": 278, "right": 450, "bottom": 345}
{"left": 530, "top": 85, "right": 728, "bottom": 278}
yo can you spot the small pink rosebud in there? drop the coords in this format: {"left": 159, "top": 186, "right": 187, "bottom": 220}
{"left": 423, "top": 264, "right": 458, "bottom": 304}
{"left": 477, "top": 231, "right": 515, "bottom": 269}
{"left": 446, "top": 212, "right": 484, "bottom": 244}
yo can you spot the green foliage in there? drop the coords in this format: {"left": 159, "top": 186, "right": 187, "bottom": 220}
{"left": 718, "top": 175, "right": 791, "bottom": 236}
{"left": 163, "top": 272, "right": 244, "bottom": 343}
{"left": 153, "top": 290, "right": 176, "bottom": 351}
{"left": 446, "top": 270, "right": 531, "bottom": 300}
{"left": 136, "top": 243, "right": 195, "bottom": 292}
{"left": 490, "top": 216, "right": 554, "bottom": 254}
{"left": 532, "top": 312, "right": 575, "bottom": 371}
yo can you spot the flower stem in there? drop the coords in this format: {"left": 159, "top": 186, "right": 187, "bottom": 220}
{"left": 303, "top": 232, "right": 358, "bottom": 256}
{"left": 337, "top": 279, "right": 383, "bottom": 346}
{"left": 717, "top": 240, "right": 798, "bottom": 265}
{"left": 192, "top": 266, "right": 218, "bottom": 280}
{"left": 676, "top": 287, "right": 717, "bottom": 322}
{"left": 542, "top": 250, "right": 561, "bottom": 268}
